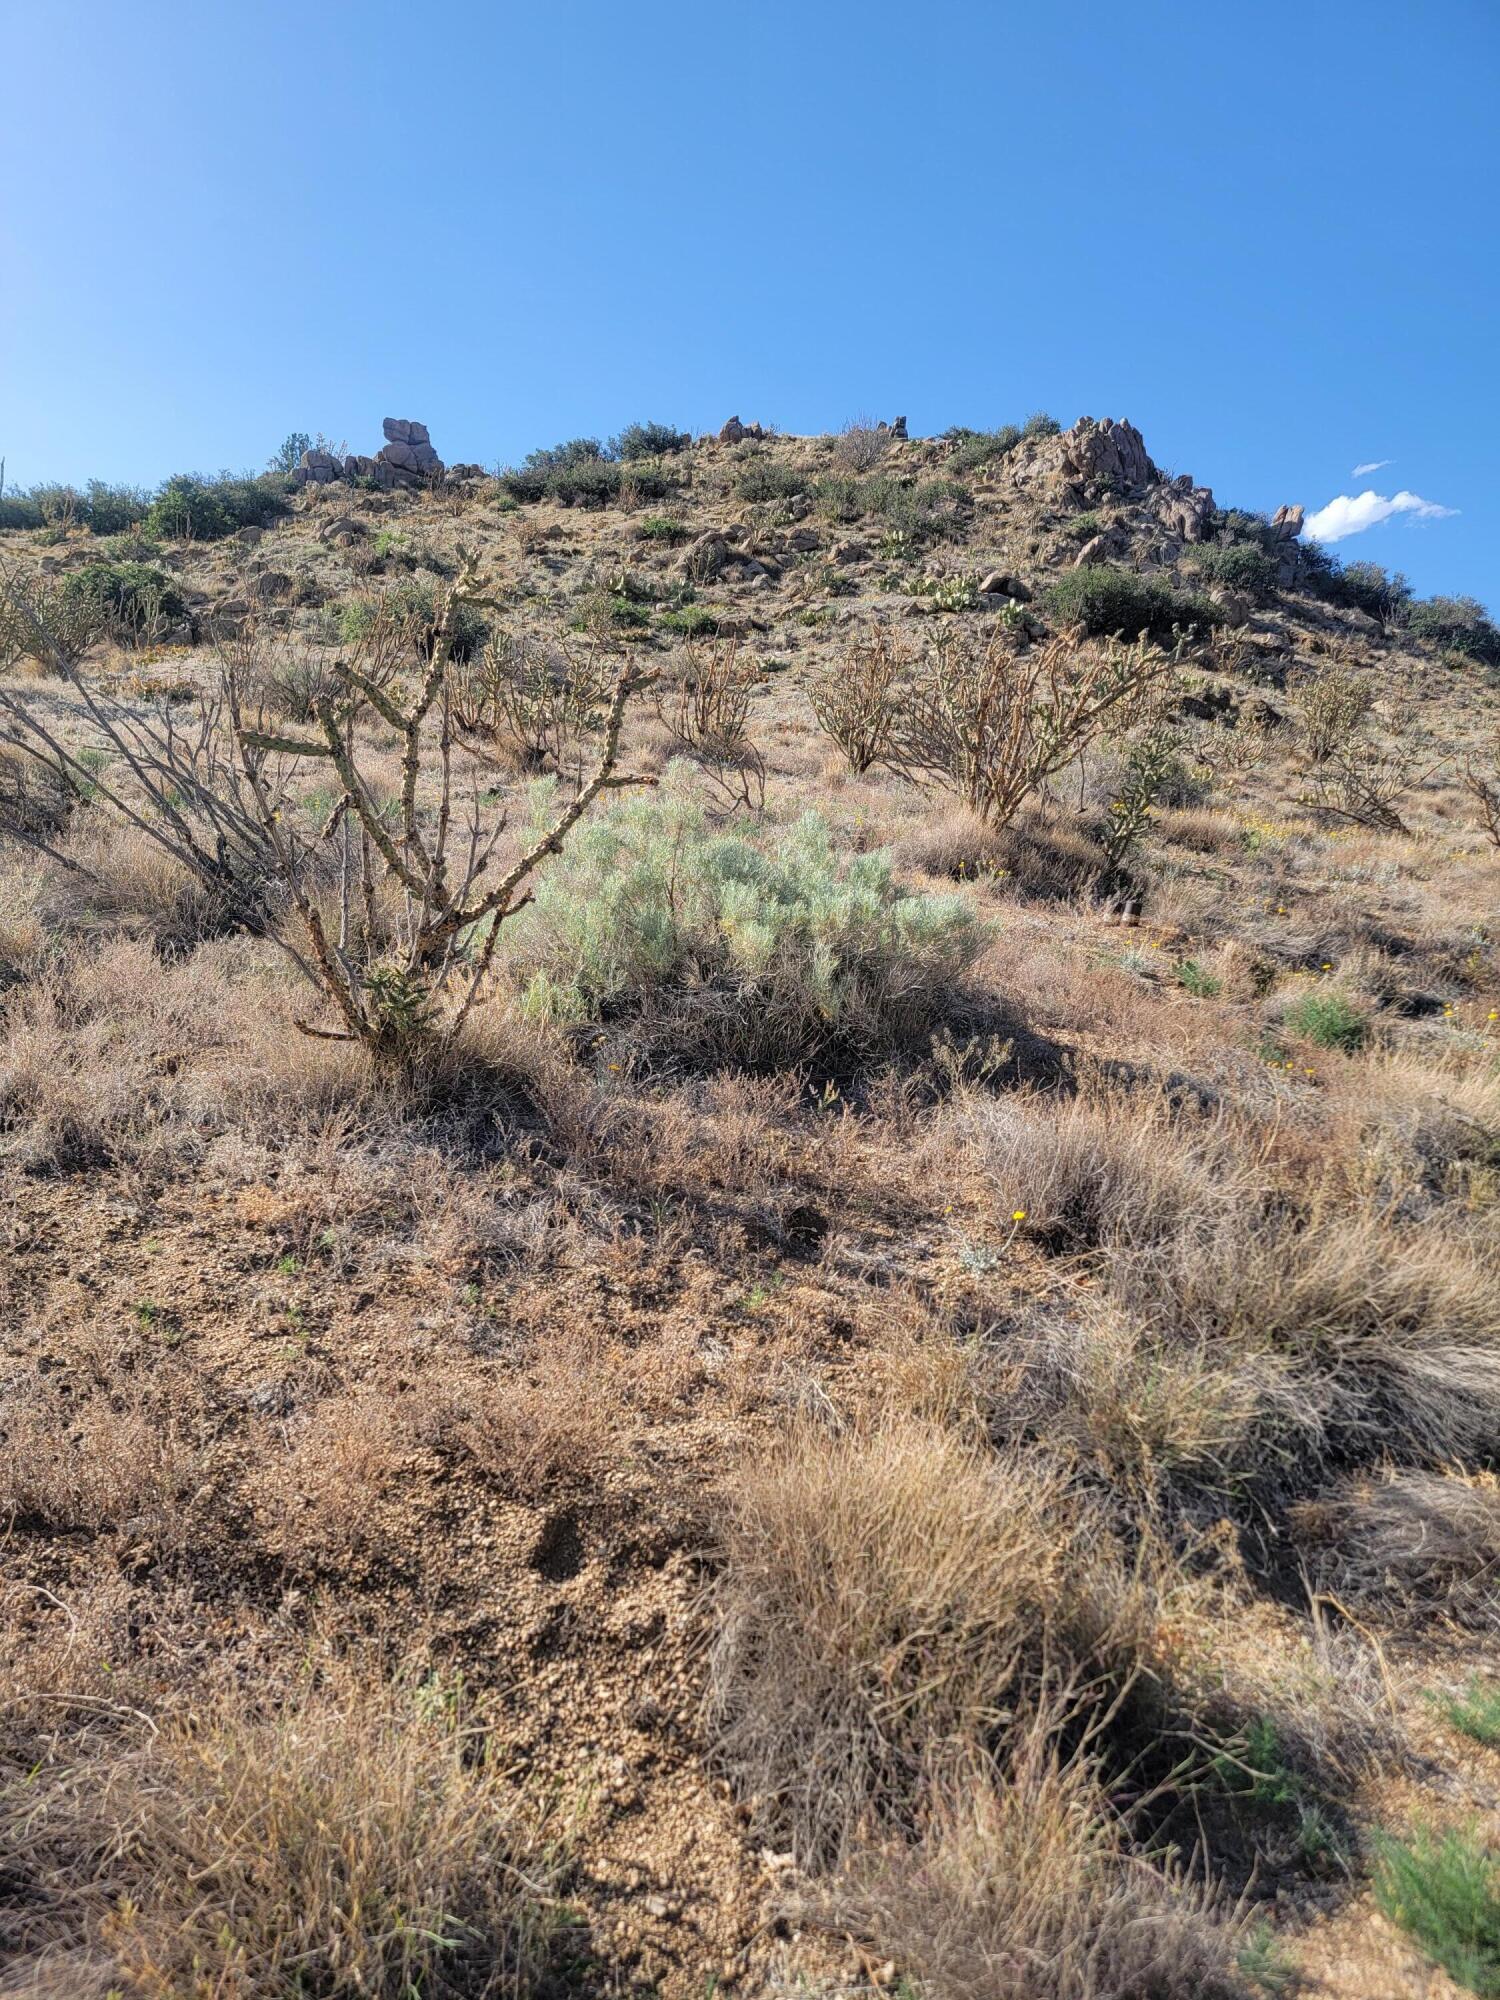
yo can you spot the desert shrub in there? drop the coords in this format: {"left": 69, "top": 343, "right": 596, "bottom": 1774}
{"left": 74, "top": 479, "right": 151, "bottom": 535}
{"left": 546, "top": 459, "right": 622, "bottom": 508}
{"left": 510, "top": 789, "right": 984, "bottom": 1070}
{"left": 656, "top": 603, "right": 720, "bottom": 637}
{"left": 809, "top": 627, "right": 910, "bottom": 772}
{"left": 62, "top": 560, "right": 183, "bottom": 632}
{"left": 1407, "top": 594, "right": 1500, "bottom": 666}
{"left": 0, "top": 492, "right": 46, "bottom": 530}
{"left": 143, "top": 471, "right": 291, "bottom": 542}
{"left": 842, "top": 1726, "right": 1248, "bottom": 2000}
{"left": 1190, "top": 543, "right": 1280, "bottom": 600}
{"left": 1299, "top": 741, "right": 1426, "bottom": 833}
{"left": 1099, "top": 727, "right": 1187, "bottom": 876}
{"left": 654, "top": 637, "right": 765, "bottom": 813}
{"left": 339, "top": 583, "right": 489, "bottom": 662}
{"left": 521, "top": 436, "right": 606, "bottom": 473}
{"left": 610, "top": 419, "right": 687, "bottom": 459}
{"left": 0, "top": 567, "right": 108, "bottom": 672}
{"left": 1464, "top": 730, "right": 1500, "bottom": 851}
{"left": 887, "top": 627, "right": 1171, "bottom": 827}
{"left": 267, "top": 429, "right": 313, "bottom": 472}
{"left": 3, "top": 1669, "right": 570, "bottom": 1999}
{"left": 736, "top": 460, "right": 804, "bottom": 504}
{"left": 1298, "top": 548, "right": 1414, "bottom": 623}
{"left": 636, "top": 513, "right": 689, "bottom": 542}
{"left": 1044, "top": 565, "right": 1219, "bottom": 641}
{"left": 1294, "top": 663, "right": 1373, "bottom": 762}
{"left": 835, "top": 417, "right": 891, "bottom": 472}
{"left": 462, "top": 628, "right": 614, "bottom": 770}
{"left": 1373, "top": 1825, "right": 1500, "bottom": 1997}
{"left": 705, "top": 1417, "right": 1154, "bottom": 1864}
{"left": 1024, "top": 410, "right": 1062, "bottom": 439}
{"left": 946, "top": 423, "right": 1023, "bottom": 474}
{"left": 881, "top": 477, "right": 971, "bottom": 545}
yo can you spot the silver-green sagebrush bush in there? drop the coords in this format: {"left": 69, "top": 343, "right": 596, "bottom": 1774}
{"left": 506, "top": 781, "right": 985, "bottom": 1069}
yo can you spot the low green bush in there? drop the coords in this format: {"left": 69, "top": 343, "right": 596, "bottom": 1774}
{"left": 507, "top": 788, "right": 984, "bottom": 1070}
{"left": 1285, "top": 990, "right": 1366, "bottom": 1053}
{"left": 611, "top": 421, "right": 687, "bottom": 460}
{"left": 1189, "top": 543, "right": 1280, "bottom": 600}
{"left": 546, "top": 461, "right": 622, "bottom": 508}
{"left": 339, "top": 585, "right": 489, "bottom": 662}
{"left": 1406, "top": 595, "right": 1500, "bottom": 666}
{"left": 62, "top": 561, "right": 183, "bottom": 628}
{"left": 657, "top": 604, "right": 721, "bottom": 637}
{"left": 1044, "top": 564, "right": 1219, "bottom": 641}
{"left": 144, "top": 472, "right": 291, "bottom": 542}
{"left": 736, "top": 462, "right": 805, "bottom": 504}
{"left": 637, "top": 515, "right": 689, "bottom": 543}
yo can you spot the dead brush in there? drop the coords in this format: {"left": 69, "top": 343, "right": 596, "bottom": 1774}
{"left": 460, "top": 625, "right": 615, "bottom": 778}
{"left": 808, "top": 626, "right": 909, "bottom": 774}
{"left": 1462, "top": 727, "right": 1500, "bottom": 852}
{"left": 1292, "top": 1467, "right": 1500, "bottom": 1630}
{"left": 654, "top": 635, "right": 765, "bottom": 812}
{"left": 0, "top": 1373, "right": 201, "bottom": 1533}
{"left": 1, "top": 1662, "right": 572, "bottom": 2000}
{"left": 1298, "top": 739, "right": 1442, "bottom": 833}
{"left": 887, "top": 627, "right": 1172, "bottom": 827}
{"left": 1293, "top": 661, "right": 1373, "bottom": 764}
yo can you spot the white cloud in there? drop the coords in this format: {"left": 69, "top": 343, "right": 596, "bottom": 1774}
{"left": 1351, "top": 458, "right": 1392, "bottom": 477}
{"left": 1302, "top": 488, "right": 1458, "bottom": 544}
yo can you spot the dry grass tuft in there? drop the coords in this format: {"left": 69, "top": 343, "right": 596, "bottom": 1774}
{"left": 2, "top": 1666, "right": 572, "bottom": 1999}
{"left": 839, "top": 1719, "right": 1248, "bottom": 2000}
{"left": 706, "top": 1416, "right": 1165, "bottom": 1867}
{"left": 1293, "top": 1467, "right": 1500, "bottom": 1630}
{"left": 0, "top": 1375, "right": 200, "bottom": 1533}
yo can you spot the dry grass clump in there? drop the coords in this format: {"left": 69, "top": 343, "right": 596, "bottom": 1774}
{"left": 1292, "top": 1468, "right": 1500, "bottom": 1630}
{"left": 2, "top": 1666, "right": 571, "bottom": 1999}
{"left": 0, "top": 1374, "right": 200, "bottom": 1532}
{"left": 894, "top": 800, "right": 1106, "bottom": 900}
{"left": 0, "top": 936, "right": 378, "bottom": 1169}
{"left": 840, "top": 1723, "right": 1248, "bottom": 2000}
{"left": 706, "top": 1416, "right": 1167, "bottom": 1867}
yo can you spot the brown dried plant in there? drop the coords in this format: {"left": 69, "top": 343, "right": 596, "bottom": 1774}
{"left": 888, "top": 627, "right": 1171, "bottom": 827}
{"left": 809, "top": 627, "right": 910, "bottom": 773}
{"left": 655, "top": 635, "right": 765, "bottom": 813}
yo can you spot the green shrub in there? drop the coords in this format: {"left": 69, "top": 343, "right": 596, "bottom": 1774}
{"left": 657, "top": 604, "right": 721, "bottom": 637}
{"left": 1374, "top": 1825, "right": 1500, "bottom": 1996}
{"left": 1023, "top": 411, "right": 1062, "bottom": 439}
{"left": 63, "top": 561, "right": 183, "bottom": 628}
{"left": 1407, "top": 595, "right": 1500, "bottom": 666}
{"left": 144, "top": 472, "right": 291, "bottom": 542}
{"left": 546, "top": 460, "right": 622, "bottom": 508}
{"left": 522, "top": 437, "right": 606, "bottom": 473}
{"left": 339, "top": 585, "right": 489, "bottom": 662}
{"left": 267, "top": 431, "right": 313, "bottom": 474}
{"left": 1299, "top": 546, "right": 1415, "bottom": 624}
{"left": 736, "top": 461, "right": 805, "bottom": 504}
{"left": 1190, "top": 543, "right": 1280, "bottom": 600}
{"left": 1044, "top": 564, "right": 1219, "bottom": 641}
{"left": 637, "top": 514, "right": 689, "bottom": 543}
{"left": 508, "top": 789, "right": 984, "bottom": 1070}
{"left": 1285, "top": 990, "right": 1366, "bottom": 1052}
{"left": 0, "top": 494, "right": 45, "bottom": 531}
{"left": 611, "top": 421, "right": 687, "bottom": 460}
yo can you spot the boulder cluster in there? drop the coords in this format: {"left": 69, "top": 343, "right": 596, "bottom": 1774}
{"left": 291, "top": 419, "right": 482, "bottom": 491}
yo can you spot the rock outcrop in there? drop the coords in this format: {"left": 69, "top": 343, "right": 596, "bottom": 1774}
{"left": 1270, "top": 504, "right": 1305, "bottom": 587}
{"left": 716, "top": 416, "right": 766, "bottom": 445}
{"left": 291, "top": 419, "right": 449, "bottom": 491}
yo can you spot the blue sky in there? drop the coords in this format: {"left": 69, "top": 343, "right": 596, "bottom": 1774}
{"left": 3, "top": 0, "right": 1497, "bottom": 607}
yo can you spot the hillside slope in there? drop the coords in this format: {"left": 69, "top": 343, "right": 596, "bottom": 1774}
{"left": 1, "top": 415, "right": 1499, "bottom": 2000}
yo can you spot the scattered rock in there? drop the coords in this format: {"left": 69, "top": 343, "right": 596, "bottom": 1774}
{"left": 1154, "top": 474, "right": 1216, "bottom": 543}
{"left": 829, "top": 539, "right": 868, "bottom": 566}
{"left": 677, "top": 531, "right": 731, "bottom": 582}
{"left": 978, "top": 569, "right": 1029, "bottom": 599}
{"left": 234, "top": 525, "right": 264, "bottom": 548}
{"left": 1073, "top": 534, "right": 1112, "bottom": 567}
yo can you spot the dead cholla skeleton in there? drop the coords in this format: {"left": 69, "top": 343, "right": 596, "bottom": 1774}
{"left": 809, "top": 627, "right": 910, "bottom": 775}
{"left": 230, "top": 550, "right": 654, "bottom": 1055}
{"left": 654, "top": 635, "right": 766, "bottom": 814}
{"left": 887, "top": 626, "right": 1174, "bottom": 827}
{"left": 1462, "top": 730, "right": 1500, "bottom": 853}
